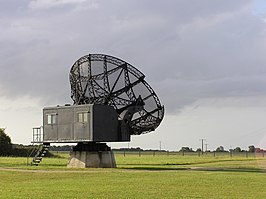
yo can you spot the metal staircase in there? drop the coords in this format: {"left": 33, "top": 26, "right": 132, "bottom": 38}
{"left": 30, "top": 143, "right": 50, "bottom": 166}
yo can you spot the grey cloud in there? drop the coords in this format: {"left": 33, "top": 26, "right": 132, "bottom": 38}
{"left": 0, "top": 0, "right": 29, "bottom": 17}
{"left": 0, "top": 0, "right": 266, "bottom": 111}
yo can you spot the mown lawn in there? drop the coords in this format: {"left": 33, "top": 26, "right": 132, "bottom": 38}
{"left": 0, "top": 153, "right": 265, "bottom": 198}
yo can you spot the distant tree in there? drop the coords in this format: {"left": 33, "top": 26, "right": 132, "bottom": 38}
{"left": 255, "top": 148, "right": 263, "bottom": 153}
{"left": 248, "top": 145, "right": 255, "bottom": 153}
{"left": 0, "top": 128, "right": 12, "bottom": 156}
{"left": 216, "top": 146, "right": 225, "bottom": 152}
{"left": 196, "top": 148, "right": 202, "bottom": 152}
{"left": 234, "top": 147, "right": 241, "bottom": 153}
{"left": 180, "top": 147, "right": 194, "bottom": 152}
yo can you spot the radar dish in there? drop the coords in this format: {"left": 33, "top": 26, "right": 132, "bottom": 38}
{"left": 69, "top": 54, "right": 164, "bottom": 135}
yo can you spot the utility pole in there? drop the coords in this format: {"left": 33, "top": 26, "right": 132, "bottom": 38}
{"left": 205, "top": 143, "right": 208, "bottom": 152}
{"left": 199, "top": 139, "right": 206, "bottom": 154}
{"left": 159, "top": 141, "right": 162, "bottom": 151}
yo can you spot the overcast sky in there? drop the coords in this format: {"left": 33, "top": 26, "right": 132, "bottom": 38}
{"left": 1, "top": 0, "right": 266, "bottom": 151}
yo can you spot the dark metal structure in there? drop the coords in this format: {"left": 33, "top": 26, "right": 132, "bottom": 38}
{"left": 31, "top": 53, "right": 164, "bottom": 167}
{"left": 43, "top": 104, "right": 122, "bottom": 142}
{"left": 69, "top": 54, "right": 164, "bottom": 135}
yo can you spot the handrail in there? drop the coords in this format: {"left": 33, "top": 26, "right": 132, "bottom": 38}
{"left": 32, "top": 127, "right": 43, "bottom": 143}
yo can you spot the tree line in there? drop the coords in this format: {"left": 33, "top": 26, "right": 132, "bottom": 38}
{"left": 0, "top": 128, "right": 54, "bottom": 157}
{"left": 179, "top": 145, "right": 264, "bottom": 153}
{"left": 0, "top": 128, "right": 264, "bottom": 156}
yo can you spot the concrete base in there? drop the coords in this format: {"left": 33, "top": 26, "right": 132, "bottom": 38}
{"left": 67, "top": 151, "right": 116, "bottom": 168}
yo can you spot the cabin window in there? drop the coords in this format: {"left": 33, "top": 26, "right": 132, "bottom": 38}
{"left": 47, "top": 114, "right": 57, "bottom": 125}
{"left": 77, "top": 112, "right": 88, "bottom": 123}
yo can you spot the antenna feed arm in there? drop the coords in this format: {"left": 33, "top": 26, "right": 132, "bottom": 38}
{"left": 118, "top": 96, "right": 145, "bottom": 140}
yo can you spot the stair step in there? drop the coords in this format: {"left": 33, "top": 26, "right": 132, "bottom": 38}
{"left": 30, "top": 143, "right": 50, "bottom": 166}
{"left": 31, "top": 163, "right": 39, "bottom": 166}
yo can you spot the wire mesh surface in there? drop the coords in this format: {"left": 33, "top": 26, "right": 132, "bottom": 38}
{"left": 70, "top": 54, "right": 164, "bottom": 135}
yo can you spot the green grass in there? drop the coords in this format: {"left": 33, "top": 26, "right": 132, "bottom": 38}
{"left": 0, "top": 153, "right": 265, "bottom": 198}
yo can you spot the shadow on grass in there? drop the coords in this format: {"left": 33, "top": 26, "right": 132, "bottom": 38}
{"left": 190, "top": 167, "right": 266, "bottom": 173}
{"left": 119, "top": 158, "right": 264, "bottom": 167}
{"left": 119, "top": 166, "right": 266, "bottom": 173}
{"left": 120, "top": 167, "right": 189, "bottom": 171}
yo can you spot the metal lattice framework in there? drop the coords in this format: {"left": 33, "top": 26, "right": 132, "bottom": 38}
{"left": 69, "top": 54, "right": 164, "bottom": 135}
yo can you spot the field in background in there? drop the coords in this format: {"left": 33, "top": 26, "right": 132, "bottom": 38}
{"left": 0, "top": 152, "right": 265, "bottom": 198}
{"left": 114, "top": 150, "right": 265, "bottom": 158}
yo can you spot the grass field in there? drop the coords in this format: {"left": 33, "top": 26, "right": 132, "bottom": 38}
{"left": 0, "top": 152, "right": 265, "bottom": 198}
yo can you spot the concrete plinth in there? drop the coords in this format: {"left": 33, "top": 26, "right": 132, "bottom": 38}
{"left": 67, "top": 151, "right": 116, "bottom": 168}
